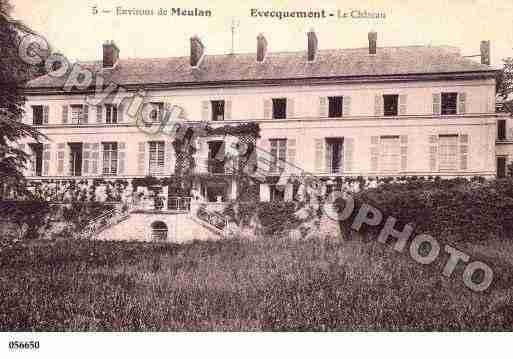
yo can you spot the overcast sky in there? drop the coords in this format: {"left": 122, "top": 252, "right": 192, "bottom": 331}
{"left": 11, "top": 0, "right": 513, "bottom": 67}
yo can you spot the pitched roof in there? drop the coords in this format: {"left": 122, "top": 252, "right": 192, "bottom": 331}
{"left": 26, "top": 46, "right": 495, "bottom": 89}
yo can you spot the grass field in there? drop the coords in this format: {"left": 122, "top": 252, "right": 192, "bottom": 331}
{"left": 1, "top": 236, "right": 512, "bottom": 331}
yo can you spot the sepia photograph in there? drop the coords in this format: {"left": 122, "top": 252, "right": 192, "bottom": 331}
{"left": 1, "top": 0, "right": 513, "bottom": 356}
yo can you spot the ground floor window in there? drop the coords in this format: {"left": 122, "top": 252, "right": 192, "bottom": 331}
{"left": 102, "top": 142, "right": 118, "bottom": 175}
{"left": 270, "top": 139, "right": 287, "bottom": 173}
{"left": 151, "top": 221, "right": 168, "bottom": 241}
{"left": 29, "top": 143, "right": 43, "bottom": 176}
{"left": 438, "top": 135, "right": 458, "bottom": 171}
{"left": 380, "top": 136, "right": 400, "bottom": 172}
{"left": 497, "top": 156, "right": 507, "bottom": 178}
{"left": 270, "top": 184, "right": 285, "bottom": 202}
{"left": 149, "top": 141, "right": 165, "bottom": 175}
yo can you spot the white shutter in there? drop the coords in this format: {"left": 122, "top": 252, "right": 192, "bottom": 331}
{"left": 400, "top": 135, "right": 408, "bottom": 171}
{"left": 165, "top": 141, "right": 174, "bottom": 174}
{"left": 370, "top": 136, "right": 379, "bottom": 172}
{"left": 138, "top": 142, "right": 146, "bottom": 175}
{"left": 433, "top": 94, "right": 441, "bottom": 115}
{"left": 83, "top": 105, "right": 89, "bottom": 124}
{"left": 259, "top": 184, "right": 270, "bottom": 202}
{"left": 118, "top": 142, "right": 126, "bottom": 175}
{"left": 57, "top": 143, "right": 65, "bottom": 175}
{"left": 429, "top": 135, "right": 439, "bottom": 172}
{"left": 43, "top": 105, "right": 49, "bottom": 124}
{"left": 343, "top": 96, "right": 351, "bottom": 117}
{"left": 287, "top": 98, "right": 294, "bottom": 118}
{"left": 42, "top": 144, "right": 50, "bottom": 176}
{"left": 225, "top": 100, "right": 232, "bottom": 120}
{"left": 83, "top": 143, "right": 90, "bottom": 175}
{"left": 202, "top": 101, "right": 209, "bottom": 121}
{"left": 118, "top": 101, "right": 124, "bottom": 122}
{"left": 315, "top": 138, "right": 324, "bottom": 173}
{"left": 344, "top": 138, "right": 354, "bottom": 173}
{"left": 263, "top": 99, "right": 272, "bottom": 119}
{"left": 458, "top": 93, "right": 467, "bottom": 114}
{"left": 460, "top": 134, "right": 469, "bottom": 170}
{"left": 62, "top": 105, "right": 68, "bottom": 124}
{"left": 374, "top": 95, "right": 383, "bottom": 116}
{"left": 287, "top": 138, "right": 296, "bottom": 166}
{"left": 91, "top": 143, "right": 99, "bottom": 174}
{"left": 96, "top": 105, "right": 103, "bottom": 123}
{"left": 399, "top": 95, "right": 407, "bottom": 116}
{"left": 319, "top": 97, "right": 328, "bottom": 117}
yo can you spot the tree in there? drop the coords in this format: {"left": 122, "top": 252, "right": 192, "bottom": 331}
{"left": 0, "top": 1, "right": 45, "bottom": 198}
{"left": 496, "top": 57, "right": 513, "bottom": 114}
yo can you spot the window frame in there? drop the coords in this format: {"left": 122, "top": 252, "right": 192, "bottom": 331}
{"left": 102, "top": 142, "right": 118, "bottom": 176}
{"left": 105, "top": 104, "right": 118, "bottom": 124}
{"left": 438, "top": 134, "right": 459, "bottom": 171}
{"left": 148, "top": 141, "right": 165, "bottom": 175}
{"left": 70, "top": 104, "right": 84, "bottom": 124}
{"left": 269, "top": 138, "right": 287, "bottom": 173}
{"left": 379, "top": 136, "right": 401, "bottom": 172}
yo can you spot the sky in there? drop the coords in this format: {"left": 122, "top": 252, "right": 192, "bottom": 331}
{"left": 10, "top": 0, "right": 513, "bottom": 67}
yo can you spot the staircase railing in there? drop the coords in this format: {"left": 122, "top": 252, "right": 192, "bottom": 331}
{"left": 196, "top": 205, "right": 228, "bottom": 232}
{"left": 80, "top": 201, "right": 133, "bottom": 239}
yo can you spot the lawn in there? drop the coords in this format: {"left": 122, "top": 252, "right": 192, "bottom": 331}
{"left": 1, "top": 236, "right": 512, "bottom": 331}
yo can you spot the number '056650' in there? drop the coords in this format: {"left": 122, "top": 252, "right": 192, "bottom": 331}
{"left": 9, "top": 341, "right": 40, "bottom": 350}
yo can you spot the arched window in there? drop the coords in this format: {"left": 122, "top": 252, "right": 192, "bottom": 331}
{"left": 151, "top": 221, "right": 168, "bottom": 241}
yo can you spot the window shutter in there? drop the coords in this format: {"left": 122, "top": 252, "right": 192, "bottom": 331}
{"left": 374, "top": 95, "right": 383, "bottom": 116}
{"left": 43, "top": 105, "right": 49, "bottom": 124}
{"left": 202, "top": 101, "right": 209, "bottom": 121}
{"left": 344, "top": 138, "right": 354, "bottom": 173}
{"left": 62, "top": 105, "right": 68, "bottom": 124}
{"left": 260, "top": 184, "right": 271, "bottom": 202}
{"left": 458, "top": 93, "right": 467, "bottom": 114}
{"left": 25, "top": 144, "right": 35, "bottom": 175}
{"left": 91, "top": 143, "right": 99, "bottom": 174}
{"left": 83, "top": 143, "right": 90, "bottom": 175}
{"left": 118, "top": 142, "right": 126, "bottom": 174}
{"left": 165, "top": 141, "right": 174, "bottom": 174}
{"left": 225, "top": 100, "right": 232, "bottom": 120}
{"left": 399, "top": 95, "right": 407, "bottom": 116}
{"left": 432, "top": 94, "right": 441, "bottom": 115}
{"left": 263, "top": 99, "right": 272, "bottom": 119}
{"left": 138, "top": 142, "right": 146, "bottom": 174}
{"left": 57, "top": 143, "right": 65, "bottom": 175}
{"left": 343, "top": 96, "right": 351, "bottom": 117}
{"left": 83, "top": 105, "right": 89, "bottom": 124}
{"left": 118, "top": 102, "right": 124, "bottom": 122}
{"left": 287, "top": 98, "right": 294, "bottom": 118}
{"left": 42, "top": 144, "right": 51, "bottom": 176}
{"left": 370, "top": 136, "right": 379, "bottom": 172}
{"left": 325, "top": 141, "right": 331, "bottom": 172}
{"left": 319, "top": 97, "right": 328, "bottom": 117}
{"left": 400, "top": 135, "right": 408, "bottom": 171}
{"left": 460, "top": 134, "right": 469, "bottom": 170}
{"left": 96, "top": 105, "right": 103, "bottom": 123}
{"left": 315, "top": 139, "right": 324, "bottom": 173}
{"left": 429, "top": 135, "right": 439, "bottom": 171}
{"left": 287, "top": 138, "right": 296, "bottom": 166}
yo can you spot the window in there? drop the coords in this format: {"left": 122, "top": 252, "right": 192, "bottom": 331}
{"left": 149, "top": 102, "right": 164, "bottom": 121}
{"left": 438, "top": 135, "right": 458, "bottom": 171}
{"left": 211, "top": 100, "right": 225, "bottom": 121}
{"left": 105, "top": 104, "right": 118, "bottom": 124}
{"left": 149, "top": 141, "right": 165, "bottom": 175}
{"left": 70, "top": 105, "right": 84, "bottom": 124}
{"left": 270, "top": 184, "right": 285, "bottom": 202}
{"left": 383, "top": 95, "right": 398, "bottom": 116}
{"left": 497, "top": 157, "right": 507, "bottom": 178}
{"left": 328, "top": 96, "right": 343, "bottom": 118}
{"left": 272, "top": 98, "right": 287, "bottom": 119}
{"left": 441, "top": 93, "right": 458, "bottom": 115}
{"left": 102, "top": 142, "right": 118, "bottom": 175}
{"left": 326, "top": 138, "right": 343, "bottom": 173}
{"left": 32, "top": 105, "right": 43, "bottom": 125}
{"left": 69, "top": 143, "right": 83, "bottom": 176}
{"left": 29, "top": 143, "right": 43, "bottom": 176}
{"left": 208, "top": 141, "right": 225, "bottom": 174}
{"left": 269, "top": 139, "right": 287, "bottom": 172}
{"left": 380, "top": 136, "right": 400, "bottom": 172}
{"left": 498, "top": 119, "right": 506, "bottom": 141}
{"left": 151, "top": 221, "right": 168, "bottom": 241}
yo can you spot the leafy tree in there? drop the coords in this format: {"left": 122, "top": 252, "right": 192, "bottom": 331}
{"left": 0, "top": 1, "right": 45, "bottom": 198}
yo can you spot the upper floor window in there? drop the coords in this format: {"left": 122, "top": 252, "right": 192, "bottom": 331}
{"left": 211, "top": 100, "right": 225, "bottom": 121}
{"left": 269, "top": 138, "right": 287, "bottom": 172}
{"left": 149, "top": 102, "right": 164, "bottom": 122}
{"left": 105, "top": 104, "right": 118, "bottom": 124}
{"left": 70, "top": 105, "right": 84, "bottom": 124}
{"left": 148, "top": 141, "right": 165, "bottom": 175}
{"left": 272, "top": 98, "right": 287, "bottom": 119}
{"left": 441, "top": 93, "right": 458, "bottom": 115}
{"left": 328, "top": 96, "right": 343, "bottom": 118}
{"left": 498, "top": 119, "right": 507, "bottom": 141}
{"left": 383, "top": 95, "right": 398, "bottom": 116}
{"left": 32, "top": 105, "right": 44, "bottom": 125}
{"left": 102, "top": 142, "right": 118, "bottom": 176}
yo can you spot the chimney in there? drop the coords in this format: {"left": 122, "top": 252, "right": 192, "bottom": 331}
{"left": 103, "top": 40, "right": 119, "bottom": 68}
{"left": 480, "top": 40, "right": 490, "bottom": 65}
{"left": 190, "top": 36, "right": 205, "bottom": 67}
{"left": 307, "top": 29, "right": 318, "bottom": 61}
{"left": 368, "top": 31, "right": 377, "bottom": 55}
{"left": 257, "top": 33, "right": 267, "bottom": 62}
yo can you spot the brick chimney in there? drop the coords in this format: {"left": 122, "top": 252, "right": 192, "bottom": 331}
{"left": 307, "top": 29, "right": 318, "bottom": 61}
{"left": 368, "top": 31, "right": 377, "bottom": 55}
{"left": 480, "top": 40, "right": 490, "bottom": 65}
{"left": 257, "top": 33, "right": 267, "bottom": 62}
{"left": 190, "top": 36, "right": 205, "bottom": 67}
{"left": 103, "top": 40, "right": 119, "bottom": 68}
